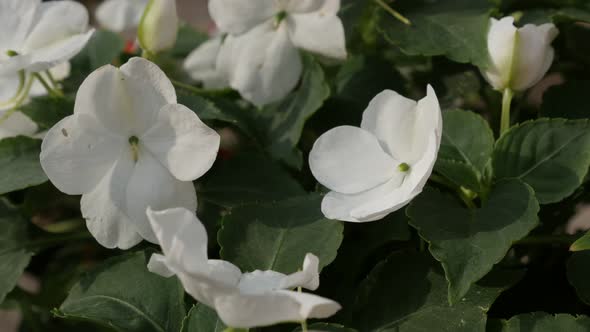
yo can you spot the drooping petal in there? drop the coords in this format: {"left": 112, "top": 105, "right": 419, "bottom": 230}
{"left": 147, "top": 253, "right": 175, "bottom": 277}
{"left": 220, "top": 22, "right": 303, "bottom": 107}
{"left": 124, "top": 149, "right": 197, "bottom": 243}
{"left": 287, "top": 2, "right": 346, "bottom": 60}
{"left": 0, "top": 0, "right": 38, "bottom": 51}
{"left": 120, "top": 57, "right": 176, "bottom": 104}
{"left": 208, "top": 0, "right": 278, "bottom": 35}
{"left": 177, "top": 259, "right": 242, "bottom": 308}
{"left": 411, "top": 85, "right": 442, "bottom": 159}
{"left": 309, "top": 125, "right": 396, "bottom": 194}
{"left": 214, "top": 290, "right": 341, "bottom": 328}
{"left": 40, "top": 114, "right": 124, "bottom": 195}
{"left": 361, "top": 89, "right": 418, "bottom": 162}
{"left": 141, "top": 103, "right": 220, "bottom": 181}
{"left": 96, "top": 0, "right": 149, "bottom": 32}
{"left": 279, "top": 253, "right": 320, "bottom": 290}
{"left": 511, "top": 23, "right": 558, "bottom": 91}
{"left": 80, "top": 149, "right": 142, "bottom": 249}
{"left": 183, "top": 37, "right": 228, "bottom": 89}
{"left": 73, "top": 63, "right": 165, "bottom": 136}
{"left": 238, "top": 270, "right": 288, "bottom": 293}
{"left": 146, "top": 207, "right": 209, "bottom": 270}
{"left": 482, "top": 17, "right": 518, "bottom": 91}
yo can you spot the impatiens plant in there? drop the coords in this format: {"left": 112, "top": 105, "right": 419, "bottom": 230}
{"left": 4, "top": 0, "right": 590, "bottom": 331}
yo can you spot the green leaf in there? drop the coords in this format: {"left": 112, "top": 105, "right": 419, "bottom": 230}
{"left": 540, "top": 81, "right": 590, "bottom": 120}
{"left": 376, "top": 0, "right": 492, "bottom": 67}
{"left": 488, "top": 312, "right": 590, "bottom": 332}
{"left": 493, "top": 118, "right": 590, "bottom": 204}
{"left": 258, "top": 54, "right": 330, "bottom": 169}
{"left": 197, "top": 152, "right": 305, "bottom": 208}
{"left": 293, "top": 323, "right": 358, "bottom": 332}
{"left": 55, "top": 250, "right": 186, "bottom": 332}
{"left": 172, "top": 24, "right": 208, "bottom": 57}
{"left": 435, "top": 109, "right": 494, "bottom": 191}
{"left": 407, "top": 179, "right": 539, "bottom": 304}
{"left": 567, "top": 251, "right": 590, "bottom": 304}
{"left": 85, "top": 30, "right": 125, "bottom": 70}
{"left": 0, "top": 200, "right": 32, "bottom": 303}
{"left": 181, "top": 304, "right": 228, "bottom": 332}
{"left": 570, "top": 231, "right": 590, "bottom": 251}
{"left": 219, "top": 194, "right": 343, "bottom": 273}
{"left": 353, "top": 251, "right": 519, "bottom": 332}
{"left": 0, "top": 136, "right": 47, "bottom": 195}
{"left": 20, "top": 94, "right": 74, "bottom": 130}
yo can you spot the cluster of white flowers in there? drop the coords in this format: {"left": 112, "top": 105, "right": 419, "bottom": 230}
{"left": 0, "top": 0, "right": 561, "bottom": 328}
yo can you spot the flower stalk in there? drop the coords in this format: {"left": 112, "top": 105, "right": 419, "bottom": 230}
{"left": 500, "top": 88, "right": 513, "bottom": 135}
{"left": 374, "top": 0, "right": 411, "bottom": 26}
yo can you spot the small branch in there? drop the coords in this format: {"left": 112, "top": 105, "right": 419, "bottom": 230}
{"left": 374, "top": 0, "right": 411, "bottom": 25}
{"left": 33, "top": 73, "right": 64, "bottom": 98}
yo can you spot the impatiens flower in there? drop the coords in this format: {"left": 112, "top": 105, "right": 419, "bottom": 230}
{"left": 482, "top": 17, "right": 558, "bottom": 92}
{"left": 138, "top": 0, "right": 179, "bottom": 54}
{"left": 309, "top": 86, "right": 442, "bottom": 222}
{"left": 96, "top": 0, "right": 150, "bottom": 33}
{"left": 40, "top": 57, "right": 220, "bottom": 249}
{"left": 0, "top": 0, "right": 94, "bottom": 75}
{"left": 210, "top": 0, "right": 347, "bottom": 106}
{"left": 183, "top": 36, "right": 228, "bottom": 89}
{"left": 147, "top": 207, "right": 341, "bottom": 328}
{"left": 0, "top": 62, "right": 70, "bottom": 139}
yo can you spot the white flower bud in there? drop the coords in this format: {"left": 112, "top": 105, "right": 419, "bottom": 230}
{"left": 138, "top": 0, "right": 179, "bottom": 54}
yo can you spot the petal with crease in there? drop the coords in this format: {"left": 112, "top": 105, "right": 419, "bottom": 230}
{"left": 208, "top": 0, "right": 277, "bottom": 35}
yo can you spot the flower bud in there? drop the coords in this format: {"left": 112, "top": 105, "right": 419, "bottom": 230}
{"left": 138, "top": 0, "right": 178, "bottom": 54}
{"left": 482, "top": 17, "right": 558, "bottom": 92}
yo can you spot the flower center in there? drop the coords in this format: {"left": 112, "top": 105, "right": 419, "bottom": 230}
{"left": 128, "top": 136, "right": 140, "bottom": 162}
{"left": 6, "top": 50, "right": 18, "bottom": 57}
{"left": 274, "top": 11, "right": 288, "bottom": 28}
{"left": 397, "top": 162, "right": 410, "bottom": 172}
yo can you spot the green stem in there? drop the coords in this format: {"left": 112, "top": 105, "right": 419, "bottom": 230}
{"left": 374, "top": 0, "right": 411, "bottom": 25}
{"left": 45, "top": 69, "right": 59, "bottom": 90}
{"left": 0, "top": 75, "right": 35, "bottom": 126}
{"left": 33, "top": 73, "right": 63, "bottom": 98}
{"left": 0, "top": 70, "right": 26, "bottom": 107}
{"left": 301, "top": 320, "right": 308, "bottom": 332}
{"left": 500, "top": 88, "right": 513, "bottom": 136}
{"left": 429, "top": 174, "right": 458, "bottom": 191}
{"left": 458, "top": 189, "right": 476, "bottom": 210}
{"left": 514, "top": 234, "right": 577, "bottom": 246}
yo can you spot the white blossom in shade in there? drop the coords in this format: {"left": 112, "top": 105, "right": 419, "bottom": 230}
{"left": 138, "top": 0, "right": 179, "bottom": 54}
{"left": 96, "top": 0, "right": 150, "bottom": 33}
{"left": 0, "top": 0, "right": 94, "bottom": 75}
{"left": 210, "top": 0, "right": 347, "bottom": 107}
{"left": 146, "top": 207, "right": 341, "bottom": 329}
{"left": 482, "top": 17, "right": 559, "bottom": 92}
{"left": 39, "top": 57, "right": 220, "bottom": 249}
{"left": 309, "top": 86, "right": 442, "bottom": 222}
{"left": 183, "top": 36, "right": 228, "bottom": 89}
{"left": 0, "top": 62, "right": 71, "bottom": 139}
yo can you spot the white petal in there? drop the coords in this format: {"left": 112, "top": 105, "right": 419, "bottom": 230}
{"left": 221, "top": 22, "right": 303, "bottom": 107}
{"left": 482, "top": 17, "right": 518, "bottom": 91}
{"left": 279, "top": 253, "right": 320, "bottom": 290}
{"left": 81, "top": 150, "right": 143, "bottom": 249}
{"left": 141, "top": 103, "right": 220, "bottom": 181}
{"left": 238, "top": 270, "right": 288, "bottom": 293}
{"left": 40, "top": 114, "right": 123, "bottom": 195}
{"left": 0, "top": 73, "right": 22, "bottom": 111}
{"left": 124, "top": 149, "right": 197, "bottom": 243}
{"left": 0, "top": 0, "right": 38, "bottom": 51}
{"left": 0, "top": 111, "right": 37, "bottom": 139}
{"left": 22, "top": 1, "right": 89, "bottom": 53}
{"left": 411, "top": 85, "right": 442, "bottom": 157}
{"left": 286, "top": 0, "right": 327, "bottom": 13}
{"left": 138, "top": 0, "right": 178, "bottom": 52}
{"left": 309, "top": 126, "right": 396, "bottom": 194}
{"left": 208, "top": 0, "right": 277, "bottom": 34}
{"left": 74, "top": 64, "right": 165, "bottom": 136}
{"left": 511, "top": 23, "right": 558, "bottom": 91}
{"left": 25, "top": 29, "right": 94, "bottom": 73}
{"left": 214, "top": 290, "right": 341, "bottom": 328}
{"left": 146, "top": 207, "right": 208, "bottom": 270}
{"left": 321, "top": 131, "right": 439, "bottom": 222}
{"left": 96, "top": 0, "right": 148, "bottom": 32}
{"left": 120, "top": 57, "right": 177, "bottom": 104}
{"left": 147, "top": 253, "right": 175, "bottom": 277}
{"left": 177, "top": 259, "right": 242, "bottom": 307}
{"left": 287, "top": 7, "right": 346, "bottom": 60}
{"left": 183, "top": 37, "right": 228, "bottom": 89}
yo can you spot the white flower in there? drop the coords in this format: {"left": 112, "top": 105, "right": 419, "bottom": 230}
{"left": 40, "top": 57, "right": 220, "bottom": 249}
{"left": 0, "top": 62, "right": 71, "bottom": 139}
{"left": 210, "top": 0, "right": 347, "bottom": 107}
{"left": 138, "top": 0, "right": 179, "bottom": 54}
{"left": 183, "top": 36, "right": 228, "bottom": 89}
{"left": 96, "top": 0, "right": 150, "bottom": 33}
{"left": 146, "top": 207, "right": 341, "bottom": 328}
{"left": 482, "top": 17, "right": 558, "bottom": 92}
{"left": 309, "top": 86, "right": 442, "bottom": 222}
{"left": 0, "top": 0, "right": 94, "bottom": 75}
